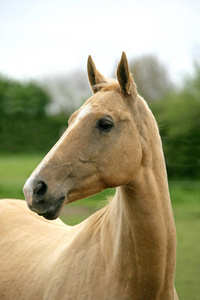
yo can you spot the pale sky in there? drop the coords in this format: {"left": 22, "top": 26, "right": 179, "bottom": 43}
{"left": 1, "top": 0, "right": 199, "bottom": 84}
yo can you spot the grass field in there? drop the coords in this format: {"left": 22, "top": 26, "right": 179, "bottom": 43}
{"left": 0, "top": 153, "right": 200, "bottom": 299}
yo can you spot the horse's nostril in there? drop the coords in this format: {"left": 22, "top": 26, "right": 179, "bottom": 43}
{"left": 34, "top": 181, "right": 47, "bottom": 197}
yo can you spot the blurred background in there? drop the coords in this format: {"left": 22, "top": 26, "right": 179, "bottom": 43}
{"left": 0, "top": 0, "right": 199, "bottom": 299}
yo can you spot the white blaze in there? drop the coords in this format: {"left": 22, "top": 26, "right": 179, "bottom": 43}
{"left": 23, "top": 104, "right": 93, "bottom": 203}
{"left": 44, "top": 103, "right": 93, "bottom": 164}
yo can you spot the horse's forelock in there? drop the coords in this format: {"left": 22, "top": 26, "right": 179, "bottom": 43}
{"left": 93, "top": 78, "right": 119, "bottom": 92}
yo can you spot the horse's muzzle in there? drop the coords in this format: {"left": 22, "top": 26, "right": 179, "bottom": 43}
{"left": 37, "top": 197, "right": 65, "bottom": 220}
{"left": 23, "top": 178, "right": 65, "bottom": 220}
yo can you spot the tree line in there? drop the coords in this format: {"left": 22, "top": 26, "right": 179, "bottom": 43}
{"left": 130, "top": 56, "right": 200, "bottom": 179}
{"left": 0, "top": 76, "right": 67, "bottom": 153}
{"left": 0, "top": 55, "right": 199, "bottom": 179}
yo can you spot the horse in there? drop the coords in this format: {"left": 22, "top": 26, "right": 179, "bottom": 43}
{"left": 0, "top": 52, "right": 178, "bottom": 299}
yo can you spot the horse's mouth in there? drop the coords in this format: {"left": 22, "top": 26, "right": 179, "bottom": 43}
{"left": 38, "top": 197, "right": 66, "bottom": 220}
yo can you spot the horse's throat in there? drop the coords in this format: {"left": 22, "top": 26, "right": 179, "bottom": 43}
{"left": 106, "top": 166, "right": 176, "bottom": 297}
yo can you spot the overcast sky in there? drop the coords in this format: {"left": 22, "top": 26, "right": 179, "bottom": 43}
{"left": 1, "top": 0, "right": 199, "bottom": 84}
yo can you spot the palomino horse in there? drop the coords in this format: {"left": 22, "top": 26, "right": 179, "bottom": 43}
{"left": 0, "top": 52, "right": 178, "bottom": 299}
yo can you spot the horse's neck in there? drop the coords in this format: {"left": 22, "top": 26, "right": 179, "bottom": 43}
{"left": 102, "top": 147, "right": 176, "bottom": 296}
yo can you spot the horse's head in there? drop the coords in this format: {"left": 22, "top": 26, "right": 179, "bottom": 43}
{"left": 24, "top": 52, "right": 151, "bottom": 220}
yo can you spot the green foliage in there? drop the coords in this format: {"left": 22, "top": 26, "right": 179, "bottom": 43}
{"left": 0, "top": 76, "right": 49, "bottom": 116}
{"left": 0, "top": 76, "right": 68, "bottom": 153}
{"left": 150, "top": 60, "right": 200, "bottom": 179}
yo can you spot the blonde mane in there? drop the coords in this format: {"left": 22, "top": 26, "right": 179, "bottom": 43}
{"left": 93, "top": 78, "right": 120, "bottom": 92}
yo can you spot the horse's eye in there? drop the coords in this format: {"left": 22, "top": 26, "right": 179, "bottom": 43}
{"left": 98, "top": 118, "right": 113, "bottom": 132}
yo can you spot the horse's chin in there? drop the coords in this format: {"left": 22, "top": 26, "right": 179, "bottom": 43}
{"left": 38, "top": 197, "right": 66, "bottom": 220}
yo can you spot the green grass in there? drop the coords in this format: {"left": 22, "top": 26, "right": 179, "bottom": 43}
{"left": 0, "top": 154, "right": 43, "bottom": 199}
{"left": 0, "top": 153, "right": 200, "bottom": 299}
{"left": 169, "top": 181, "right": 200, "bottom": 299}
{"left": 174, "top": 203, "right": 200, "bottom": 299}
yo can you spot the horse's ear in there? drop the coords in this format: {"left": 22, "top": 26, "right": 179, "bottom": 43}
{"left": 87, "top": 55, "right": 107, "bottom": 93}
{"left": 117, "top": 52, "right": 137, "bottom": 98}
